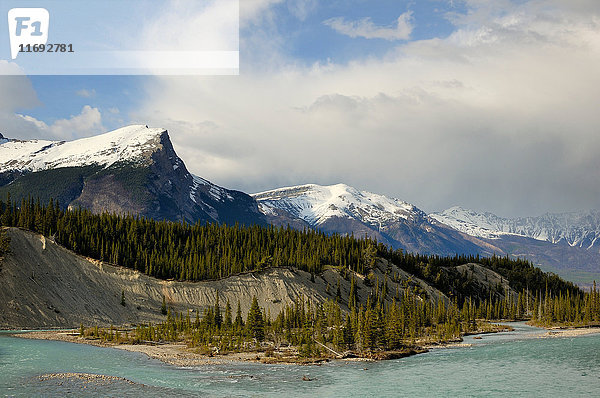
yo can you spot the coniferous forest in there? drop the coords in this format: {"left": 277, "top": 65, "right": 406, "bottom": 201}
{"left": 0, "top": 196, "right": 577, "bottom": 298}
{"left": 2, "top": 195, "right": 599, "bottom": 359}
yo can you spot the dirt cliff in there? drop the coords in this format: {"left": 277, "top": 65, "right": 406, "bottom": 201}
{"left": 1, "top": 228, "right": 452, "bottom": 329}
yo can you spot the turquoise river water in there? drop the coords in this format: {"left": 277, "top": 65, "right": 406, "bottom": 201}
{"left": 1, "top": 322, "right": 599, "bottom": 397}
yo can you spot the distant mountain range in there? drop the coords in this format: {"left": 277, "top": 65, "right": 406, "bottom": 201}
{"left": 1, "top": 125, "right": 599, "bottom": 285}
{"left": 431, "top": 206, "right": 600, "bottom": 249}
{"left": 252, "top": 184, "right": 496, "bottom": 256}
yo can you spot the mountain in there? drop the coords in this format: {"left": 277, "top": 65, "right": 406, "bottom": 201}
{"left": 252, "top": 184, "right": 499, "bottom": 256}
{"left": 2, "top": 125, "right": 598, "bottom": 286}
{"left": 252, "top": 185, "right": 600, "bottom": 285}
{"left": 0, "top": 125, "right": 265, "bottom": 226}
{"left": 431, "top": 207, "right": 600, "bottom": 286}
{"left": 431, "top": 206, "right": 600, "bottom": 249}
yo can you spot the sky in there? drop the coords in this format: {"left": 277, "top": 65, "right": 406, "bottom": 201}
{"left": 1, "top": 0, "right": 600, "bottom": 218}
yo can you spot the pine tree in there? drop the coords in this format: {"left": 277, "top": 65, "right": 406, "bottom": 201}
{"left": 343, "top": 314, "right": 354, "bottom": 349}
{"left": 234, "top": 300, "right": 244, "bottom": 330}
{"left": 246, "top": 296, "right": 265, "bottom": 341}
{"left": 349, "top": 275, "right": 357, "bottom": 309}
{"left": 214, "top": 292, "right": 223, "bottom": 328}
{"left": 161, "top": 295, "right": 167, "bottom": 315}
{"left": 224, "top": 299, "right": 232, "bottom": 329}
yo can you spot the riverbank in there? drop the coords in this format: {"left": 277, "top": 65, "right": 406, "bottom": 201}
{"left": 11, "top": 324, "right": 510, "bottom": 367}
{"left": 15, "top": 322, "right": 600, "bottom": 369}
{"left": 15, "top": 330, "right": 301, "bottom": 366}
{"left": 542, "top": 326, "right": 600, "bottom": 338}
{"left": 11, "top": 330, "right": 461, "bottom": 366}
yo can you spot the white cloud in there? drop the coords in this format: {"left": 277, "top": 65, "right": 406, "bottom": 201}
{"left": 324, "top": 12, "right": 414, "bottom": 41}
{"left": 76, "top": 89, "right": 96, "bottom": 98}
{"left": 16, "top": 105, "right": 104, "bottom": 140}
{"left": 135, "top": 1, "right": 600, "bottom": 217}
{"left": 139, "top": 0, "right": 239, "bottom": 51}
{"left": 241, "top": 0, "right": 283, "bottom": 25}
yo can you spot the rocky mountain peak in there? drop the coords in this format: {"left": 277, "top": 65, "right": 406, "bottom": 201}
{"left": 0, "top": 125, "right": 167, "bottom": 174}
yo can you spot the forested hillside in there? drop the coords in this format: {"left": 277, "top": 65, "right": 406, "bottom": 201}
{"left": 2, "top": 196, "right": 599, "bottom": 358}
{"left": 0, "top": 196, "right": 579, "bottom": 304}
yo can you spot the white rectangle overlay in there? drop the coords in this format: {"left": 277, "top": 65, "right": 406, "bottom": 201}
{"left": 1, "top": 0, "right": 239, "bottom": 76}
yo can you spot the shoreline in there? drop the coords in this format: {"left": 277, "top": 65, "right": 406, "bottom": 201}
{"left": 10, "top": 329, "right": 434, "bottom": 366}
{"left": 13, "top": 330, "right": 286, "bottom": 366}
{"left": 540, "top": 326, "right": 600, "bottom": 339}
{"left": 11, "top": 323, "right": 600, "bottom": 367}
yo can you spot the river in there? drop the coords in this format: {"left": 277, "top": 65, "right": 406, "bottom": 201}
{"left": 1, "top": 322, "right": 599, "bottom": 397}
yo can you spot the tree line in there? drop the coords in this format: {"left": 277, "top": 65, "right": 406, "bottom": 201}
{"left": 0, "top": 195, "right": 580, "bottom": 304}
{"left": 82, "top": 285, "right": 509, "bottom": 357}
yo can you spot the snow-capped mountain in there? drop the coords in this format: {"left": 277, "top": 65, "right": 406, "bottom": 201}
{"left": 432, "top": 206, "right": 600, "bottom": 249}
{"left": 3, "top": 125, "right": 599, "bottom": 284}
{"left": 0, "top": 125, "right": 164, "bottom": 173}
{"left": 253, "top": 183, "right": 424, "bottom": 227}
{"left": 253, "top": 184, "right": 496, "bottom": 256}
{"left": 0, "top": 125, "right": 265, "bottom": 226}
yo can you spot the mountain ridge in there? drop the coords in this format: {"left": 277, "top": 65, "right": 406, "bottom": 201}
{"left": 2, "top": 125, "right": 600, "bottom": 285}
{"left": 0, "top": 125, "right": 265, "bottom": 226}
{"left": 253, "top": 183, "right": 500, "bottom": 256}
{"left": 431, "top": 206, "right": 600, "bottom": 249}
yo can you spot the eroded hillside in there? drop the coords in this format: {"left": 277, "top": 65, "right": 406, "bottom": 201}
{"left": 0, "top": 227, "right": 490, "bottom": 329}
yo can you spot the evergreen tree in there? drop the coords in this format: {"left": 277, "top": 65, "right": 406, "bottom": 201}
{"left": 161, "top": 295, "right": 167, "bottom": 315}
{"left": 247, "top": 296, "right": 265, "bottom": 341}
{"left": 224, "top": 299, "right": 232, "bottom": 330}
{"left": 214, "top": 292, "right": 223, "bottom": 328}
{"left": 234, "top": 300, "right": 244, "bottom": 330}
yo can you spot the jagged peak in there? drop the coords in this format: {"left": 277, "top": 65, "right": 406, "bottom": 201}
{"left": 432, "top": 206, "right": 600, "bottom": 248}
{"left": 0, "top": 124, "right": 168, "bottom": 173}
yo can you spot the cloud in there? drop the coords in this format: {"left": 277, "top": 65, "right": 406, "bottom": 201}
{"left": 135, "top": 0, "right": 600, "bottom": 217}
{"left": 241, "top": 0, "right": 282, "bottom": 25}
{"left": 324, "top": 12, "right": 414, "bottom": 40}
{"left": 76, "top": 89, "right": 96, "bottom": 98}
{"left": 139, "top": 0, "right": 238, "bottom": 51}
{"left": 16, "top": 105, "right": 104, "bottom": 140}
{"left": 0, "top": 73, "right": 40, "bottom": 112}
{"left": 288, "top": 0, "right": 317, "bottom": 21}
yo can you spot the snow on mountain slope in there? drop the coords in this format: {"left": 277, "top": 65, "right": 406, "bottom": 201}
{"left": 252, "top": 183, "right": 422, "bottom": 227}
{"left": 252, "top": 184, "right": 496, "bottom": 256}
{"left": 432, "top": 206, "right": 600, "bottom": 249}
{"left": 0, "top": 125, "right": 165, "bottom": 173}
{"left": 191, "top": 174, "right": 234, "bottom": 204}
{"left": 0, "top": 125, "right": 265, "bottom": 226}
{"left": 429, "top": 207, "right": 516, "bottom": 239}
